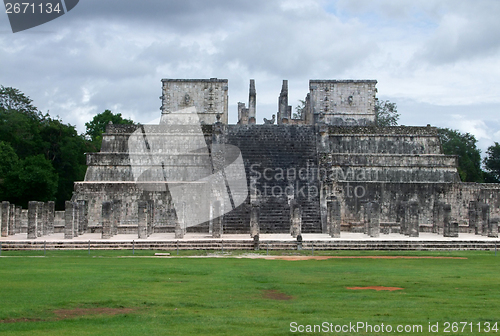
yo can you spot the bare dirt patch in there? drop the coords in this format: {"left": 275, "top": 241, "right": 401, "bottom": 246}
{"left": 347, "top": 286, "right": 404, "bottom": 291}
{"left": 0, "top": 318, "right": 43, "bottom": 324}
{"left": 53, "top": 307, "right": 134, "bottom": 319}
{"left": 265, "top": 256, "right": 466, "bottom": 261}
{"left": 0, "top": 308, "right": 134, "bottom": 324}
{"left": 262, "top": 289, "right": 293, "bottom": 300}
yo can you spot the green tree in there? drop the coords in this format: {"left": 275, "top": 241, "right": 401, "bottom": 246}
{"left": 0, "top": 141, "right": 19, "bottom": 178}
{"left": 483, "top": 142, "right": 500, "bottom": 183}
{"left": 293, "top": 100, "right": 306, "bottom": 119}
{"left": 0, "top": 87, "right": 45, "bottom": 159}
{"left": 375, "top": 100, "right": 399, "bottom": 126}
{"left": 2, "top": 155, "right": 58, "bottom": 207}
{"left": 85, "top": 109, "right": 134, "bottom": 151}
{"left": 39, "top": 117, "right": 89, "bottom": 208}
{"left": 0, "top": 141, "right": 19, "bottom": 200}
{"left": 0, "top": 86, "right": 90, "bottom": 208}
{"left": 0, "top": 85, "right": 41, "bottom": 118}
{"left": 438, "top": 128, "right": 483, "bottom": 182}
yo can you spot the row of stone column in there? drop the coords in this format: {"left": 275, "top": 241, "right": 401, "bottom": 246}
{"left": 468, "top": 202, "right": 498, "bottom": 238}
{"left": 432, "top": 201, "right": 498, "bottom": 238}
{"left": 26, "top": 201, "right": 56, "bottom": 239}
{"left": 432, "top": 202, "right": 459, "bottom": 237}
{"left": 324, "top": 199, "right": 498, "bottom": 239}
{"left": 173, "top": 201, "right": 224, "bottom": 239}
{"left": 99, "top": 200, "right": 122, "bottom": 239}
{"left": 250, "top": 200, "right": 307, "bottom": 239}
{"left": 250, "top": 198, "right": 342, "bottom": 239}
{"left": 63, "top": 200, "right": 88, "bottom": 239}
{"left": 97, "top": 200, "right": 227, "bottom": 240}
{"left": 1, "top": 201, "right": 22, "bottom": 237}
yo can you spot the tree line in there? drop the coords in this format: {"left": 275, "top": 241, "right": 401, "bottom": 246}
{"left": 0, "top": 87, "right": 499, "bottom": 209}
{"left": 0, "top": 86, "right": 133, "bottom": 209}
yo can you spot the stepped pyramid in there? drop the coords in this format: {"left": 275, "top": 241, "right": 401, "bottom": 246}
{"left": 73, "top": 78, "right": 500, "bottom": 237}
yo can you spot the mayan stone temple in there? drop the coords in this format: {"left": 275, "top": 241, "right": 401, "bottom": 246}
{"left": 64, "top": 77, "right": 500, "bottom": 240}
{"left": 2, "top": 78, "right": 499, "bottom": 248}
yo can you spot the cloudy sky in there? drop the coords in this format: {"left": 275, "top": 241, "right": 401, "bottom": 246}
{"left": 1, "top": 0, "right": 499, "bottom": 154}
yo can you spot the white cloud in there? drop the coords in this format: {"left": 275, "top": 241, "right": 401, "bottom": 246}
{"left": 0, "top": 0, "right": 498, "bottom": 151}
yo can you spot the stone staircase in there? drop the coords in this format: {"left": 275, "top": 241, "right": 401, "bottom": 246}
{"left": 1, "top": 239, "right": 498, "bottom": 251}
{"left": 223, "top": 125, "right": 322, "bottom": 233}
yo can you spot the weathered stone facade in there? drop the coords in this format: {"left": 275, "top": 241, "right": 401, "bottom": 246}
{"left": 69, "top": 78, "right": 500, "bottom": 238}
{"left": 306, "top": 80, "right": 377, "bottom": 126}
{"left": 161, "top": 78, "right": 229, "bottom": 125}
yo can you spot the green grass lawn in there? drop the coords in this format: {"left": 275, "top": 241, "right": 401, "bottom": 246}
{"left": 0, "top": 250, "right": 499, "bottom": 335}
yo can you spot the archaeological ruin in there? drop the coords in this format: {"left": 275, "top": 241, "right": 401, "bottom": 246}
{"left": 1, "top": 78, "right": 500, "bottom": 244}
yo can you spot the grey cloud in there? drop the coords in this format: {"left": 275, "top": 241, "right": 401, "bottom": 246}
{"left": 67, "top": 0, "right": 273, "bottom": 33}
{"left": 216, "top": 6, "right": 377, "bottom": 79}
{"left": 414, "top": 1, "right": 500, "bottom": 64}
{"left": 0, "top": 0, "right": 499, "bottom": 141}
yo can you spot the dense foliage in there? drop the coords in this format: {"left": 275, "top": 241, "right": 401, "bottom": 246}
{"left": 375, "top": 99, "right": 399, "bottom": 126}
{"left": 483, "top": 142, "right": 500, "bottom": 183}
{"left": 437, "top": 128, "right": 484, "bottom": 183}
{"left": 0, "top": 86, "right": 135, "bottom": 209}
{"left": 85, "top": 109, "right": 134, "bottom": 151}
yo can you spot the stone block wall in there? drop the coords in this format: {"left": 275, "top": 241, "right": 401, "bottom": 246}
{"left": 308, "top": 80, "right": 377, "bottom": 126}
{"left": 73, "top": 118, "right": 498, "bottom": 237}
{"left": 161, "top": 78, "right": 228, "bottom": 125}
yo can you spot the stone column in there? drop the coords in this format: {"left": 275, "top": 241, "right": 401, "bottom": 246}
{"left": 147, "top": 200, "right": 154, "bottom": 237}
{"left": 319, "top": 183, "right": 328, "bottom": 234}
{"left": 480, "top": 203, "right": 490, "bottom": 237}
{"left": 72, "top": 202, "right": 79, "bottom": 237}
{"left": 368, "top": 202, "right": 380, "bottom": 238}
{"left": 8, "top": 204, "right": 15, "bottom": 235}
{"left": 249, "top": 176, "right": 260, "bottom": 238}
{"left": 489, "top": 218, "right": 499, "bottom": 238}
{"left": 112, "top": 200, "right": 121, "bottom": 236}
{"left": 443, "top": 204, "right": 457, "bottom": 237}
{"left": 42, "top": 202, "right": 48, "bottom": 236}
{"left": 15, "top": 206, "right": 22, "bottom": 234}
{"left": 397, "top": 201, "right": 407, "bottom": 235}
{"left": 64, "top": 201, "right": 74, "bottom": 239}
{"left": 27, "top": 201, "right": 38, "bottom": 239}
{"left": 1, "top": 201, "right": 10, "bottom": 237}
{"left": 249, "top": 205, "right": 260, "bottom": 238}
{"left": 212, "top": 201, "right": 222, "bottom": 239}
{"left": 101, "top": 201, "right": 113, "bottom": 239}
{"left": 47, "top": 201, "right": 55, "bottom": 235}
{"left": 450, "top": 222, "right": 459, "bottom": 237}
{"left": 248, "top": 79, "right": 256, "bottom": 123}
{"left": 327, "top": 199, "right": 341, "bottom": 238}
{"left": 360, "top": 204, "right": 368, "bottom": 235}
{"left": 468, "top": 201, "right": 478, "bottom": 234}
{"left": 433, "top": 201, "right": 444, "bottom": 234}
{"left": 78, "top": 200, "right": 87, "bottom": 236}
{"left": 138, "top": 201, "right": 148, "bottom": 239}
{"left": 36, "top": 202, "right": 43, "bottom": 237}
{"left": 408, "top": 201, "right": 419, "bottom": 237}
{"left": 277, "top": 80, "right": 290, "bottom": 124}
{"left": 290, "top": 204, "right": 302, "bottom": 238}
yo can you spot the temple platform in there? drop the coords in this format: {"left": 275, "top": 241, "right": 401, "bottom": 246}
{"left": 1, "top": 232, "right": 499, "bottom": 251}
